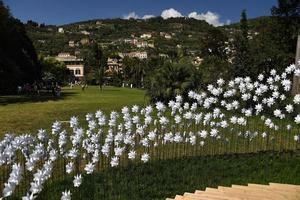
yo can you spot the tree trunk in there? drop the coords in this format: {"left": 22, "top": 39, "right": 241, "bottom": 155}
{"left": 292, "top": 35, "right": 300, "bottom": 95}
{"left": 99, "top": 68, "right": 102, "bottom": 90}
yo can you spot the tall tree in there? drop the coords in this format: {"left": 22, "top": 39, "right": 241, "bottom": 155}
{"left": 272, "top": 0, "right": 300, "bottom": 94}
{"left": 122, "top": 57, "right": 148, "bottom": 88}
{"left": 240, "top": 10, "right": 249, "bottom": 39}
{"left": 146, "top": 61, "right": 202, "bottom": 103}
{"left": 231, "top": 9, "right": 253, "bottom": 78}
{"left": 271, "top": 0, "right": 300, "bottom": 54}
{"left": 84, "top": 43, "right": 106, "bottom": 90}
{"left": 271, "top": 0, "right": 300, "bottom": 17}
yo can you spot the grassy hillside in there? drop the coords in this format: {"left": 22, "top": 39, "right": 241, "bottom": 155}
{"left": 26, "top": 16, "right": 289, "bottom": 59}
{"left": 25, "top": 17, "right": 216, "bottom": 56}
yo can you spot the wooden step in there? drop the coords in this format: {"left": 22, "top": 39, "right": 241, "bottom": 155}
{"left": 174, "top": 195, "right": 184, "bottom": 200}
{"left": 231, "top": 185, "right": 289, "bottom": 200}
{"left": 184, "top": 191, "right": 231, "bottom": 200}
{"left": 217, "top": 186, "right": 275, "bottom": 200}
{"left": 166, "top": 183, "right": 300, "bottom": 200}
{"left": 246, "top": 184, "right": 300, "bottom": 200}
{"left": 269, "top": 183, "right": 300, "bottom": 191}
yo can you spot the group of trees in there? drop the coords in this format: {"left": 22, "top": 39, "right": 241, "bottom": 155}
{"left": 122, "top": 57, "right": 150, "bottom": 88}
{"left": 0, "top": 1, "right": 40, "bottom": 94}
{"left": 146, "top": 60, "right": 202, "bottom": 103}
{"left": 231, "top": 0, "right": 300, "bottom": 78}
{"left": 39, "top": 56, "right": 71, "bottom": 84}
{"left": 231, "top": 10, "right": 253, "bottom": 78}
{"left": 82, "top": 43, "right": 106, "bottom": 89}
{"left": 0, "top": 1, "right": 71, "bottom": 94}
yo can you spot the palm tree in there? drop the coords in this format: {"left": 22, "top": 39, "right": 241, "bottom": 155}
{"left": 146, "top": 61, "right": 202, "bottom": 102}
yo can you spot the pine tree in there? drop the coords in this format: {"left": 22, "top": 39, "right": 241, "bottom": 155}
{"left": 84, "top": 43, "right": 106, "bottom": 90}
{"left": 232, "top": 9, "right": 253, "bottom": 78}
{"left": 240, "top": 10, "right": 249, "bottom": 40}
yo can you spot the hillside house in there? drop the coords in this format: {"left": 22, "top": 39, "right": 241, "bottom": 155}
{"left": 80, "top": 38, "right": 90, "bottom": 46}
{"left": 136, "top": 41, "right": 148, "bottom": 48}
{"left": 159, "top": 53, "right": 169, "bottom": 58}
{"left": 140, "top": 33, "right": 152, "bottom": 39}
{"left": 69, "top": 41, "right": 75, "bottom": 47}
{"left": 58, "top": 27, "right": 64, "bottom": 33}
{"left": 124, "top": 39, "right": 132, "bottom": 44}
{"left": 165, "top": 34, "right": 172, "bottom": 39}
{"left": 81, "top": 30, "right": 90, "bottom": 35}
{"left": 119, "top": 51, "right": 148, "bottom": 59}
{"left": 55, "top": 53, "right": 84, "bottom": 80}
{"left": 193, "top": 56, "right": 204, "bottom": 66}
{"left": 106, "top": 57, "right": 123, "bottom": 74}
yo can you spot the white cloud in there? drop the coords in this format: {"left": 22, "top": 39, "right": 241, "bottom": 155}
{"left": 226, "top": 19, "right": 231, "bottom": 25}
{"left": 123, "top": 9, "right": 228, "bottom": 26}
{"left": 188, "top": 11, "right": 223, "bottom": 27}
{"left": 123, "top": 12, "right": 139, "bottom": 19}
{"left": 161, "top": 8, "right": 183, "bottom": 19}
{"left": 142, "top": 15, "right": 155, "bottom": 20}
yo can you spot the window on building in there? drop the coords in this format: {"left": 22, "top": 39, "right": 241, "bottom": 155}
{"left": 75, "top": 69, "right": 81, "bottom": 75}
{"left": 70, "top": 70, "right": 74, "bottom": 75}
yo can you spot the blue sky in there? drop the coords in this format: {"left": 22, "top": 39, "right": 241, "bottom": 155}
{"left": 5, "top": 0, "right": 278, "bottom": 25}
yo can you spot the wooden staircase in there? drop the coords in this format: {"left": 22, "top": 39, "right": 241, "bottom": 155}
{"left": 166, "top": 183, "right": 300, "bottom": 200}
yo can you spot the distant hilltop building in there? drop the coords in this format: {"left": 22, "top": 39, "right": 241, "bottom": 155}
{"left": 159, "top": 53, "right": 169, "bottom": 58}
{"left": 55, "top": 53, "right": 84, "bottom": 80}
{"left": 106, "top": 57, "right": 123, "bottom": 75}
{"left": 80, "top": 38, "right": 90, "bottom": 46}
{"left": 136, "top": 41, "right": 149, "bottom": 48}
{"left": 118, "top": 51, "right": 148, "bottom": 59}
{"left": 148, "top": 42, "right": 154, "bottom": 48}
{"left": 193, "top": 56, "right": 204, "bottom": 66}
{"left": 123, "top": 38, "right": 154, "bottom": 48}
{"left": 69, "top": 41, "right": 75, "bottom": 47}
{"left": 160, "top": 32, "right": 172, "bottom": 39}
{"left": 124, "top": 38, "right": 132, "bottom": 44}
{"left": 160, "top": 32, "right": 165, "bottom": 36}
{"left": 124, "top": 38, "right": 138, "bottom": 45}
{"left": 58, "top": 27, "right": 64, "bottom": 33}
{"left": 140, "top": 33, "right": 152, "bottom": 39}
{"left": 165, "top": 33, "right": 172, "bottom": 39}
{"left": 81, "top": 30, "right": 90, "bottom": 35}
{"left": 78, "top": 24, "right": 85, "bottom": 29}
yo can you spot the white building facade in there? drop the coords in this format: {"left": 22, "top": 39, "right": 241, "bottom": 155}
{"left": 55, "top": 53, "right": 84, "bottom": 80}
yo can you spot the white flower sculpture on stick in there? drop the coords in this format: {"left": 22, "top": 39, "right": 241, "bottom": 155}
{"left": 0, "top": 62, "right": 299, "bottom": 199}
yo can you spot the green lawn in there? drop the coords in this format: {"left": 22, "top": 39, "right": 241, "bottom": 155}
{"left": 0, "top": 86, "right": 147, "bottom": 135}
{"left": 37, "top": 151, "right": 300, "bottom": 200}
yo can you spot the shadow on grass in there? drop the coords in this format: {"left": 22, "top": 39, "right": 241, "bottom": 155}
{"left": 0, "top": 91, "right": 77, "bottom": 105}
{"left": 36, "top": 151, "right": 300, "bottom": 200}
